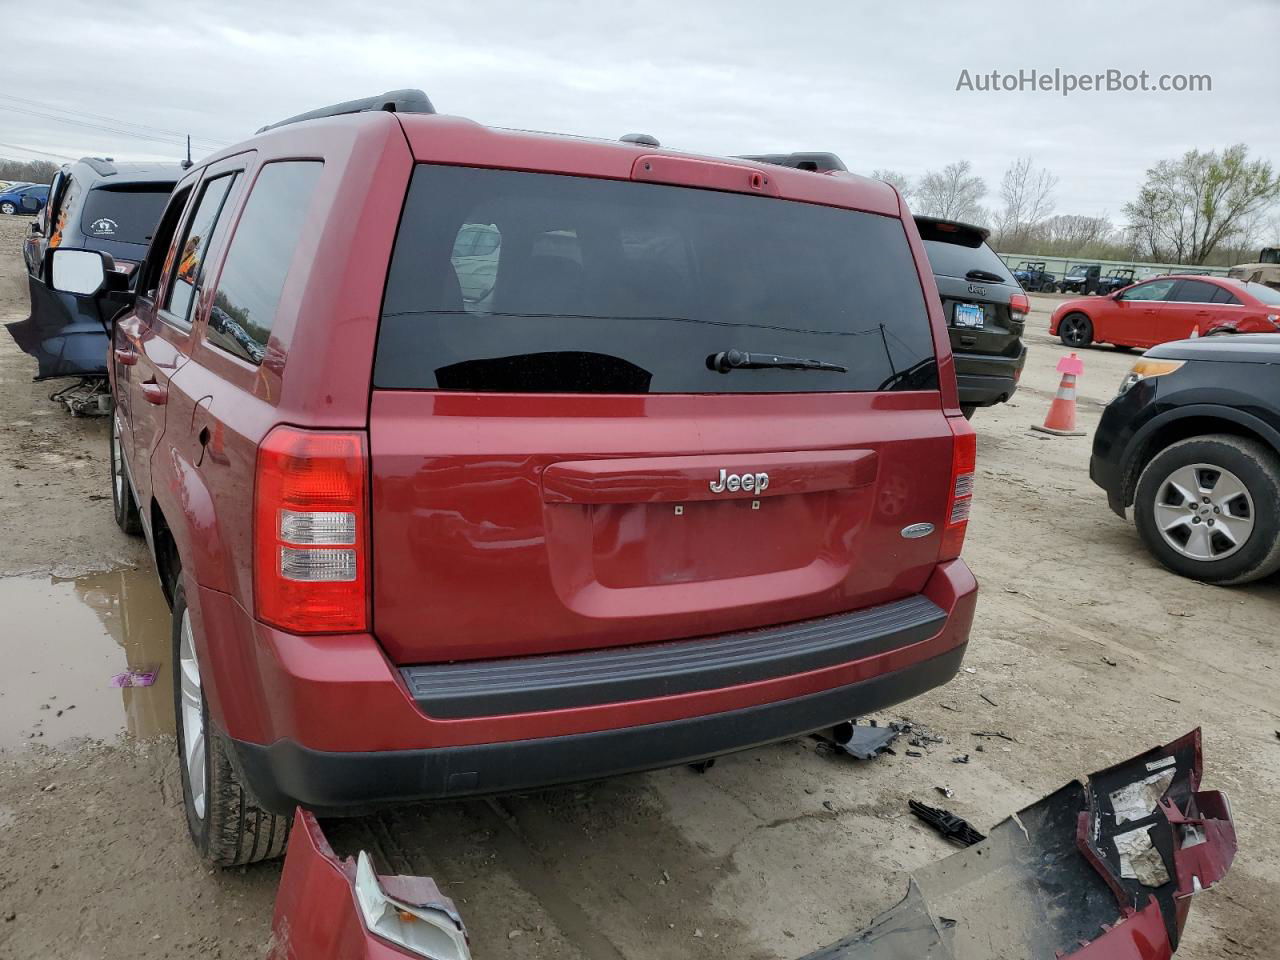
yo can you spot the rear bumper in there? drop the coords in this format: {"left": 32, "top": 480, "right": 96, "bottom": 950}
{"left": 953, "top": 347, "right": 1027, "bottom": 407}
{"left": 233, "top": 642, "right": 968, "bottom": 815}
{"left": 198, "top": 559, "right": 976, "bottom": 814}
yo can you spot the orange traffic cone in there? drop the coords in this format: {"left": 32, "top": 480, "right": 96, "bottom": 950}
{"left": 1032, "top": 353, "right": 1086, "bottom": 437}
{"left": 1190, "top": 325, "right": 1200, "bottom": 339}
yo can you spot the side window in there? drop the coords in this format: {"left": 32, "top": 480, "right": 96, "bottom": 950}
{"left": 1173, "top": 279, "right": 1218, "bottom": 303}
{"left": 139, "top": 186, "right": 194, "bottom": 301}
{"left": 163, "top": 173, "right": 238, "bottom": 326}
{"left": 1211, "top": 285, "right": 1242, "bottom": 305}
{"left": 1120, "top": 279, "right": 1176, "bottom": 302}
{"left": 49, "top": 174, "right": 80, "bottom": 249}
{"left": 206, "top": 161, "right": 323, "bottom": 365}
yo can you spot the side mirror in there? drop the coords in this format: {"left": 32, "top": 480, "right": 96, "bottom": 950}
{"left": 48, "top": 248, "right": 114, "bottom": 296}
{"left": 28, "top": 221, "right": 42, "bottom": 236}
{"left": 20, "top": 195, "right": 40, "bottom": 213}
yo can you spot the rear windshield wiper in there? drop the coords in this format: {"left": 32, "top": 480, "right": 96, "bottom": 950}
{"left": 709, "top": 349, "right": 848, "bottom": 374}
{"left": 965, "top": 269, "right": 1006, "bottom": 283}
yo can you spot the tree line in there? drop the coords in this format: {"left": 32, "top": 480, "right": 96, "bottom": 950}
{"left": 874, "top": 145, "right": 1280, "bottom": 268}
{"left": 0, "top": 158, "right": 58, "bottom": 185}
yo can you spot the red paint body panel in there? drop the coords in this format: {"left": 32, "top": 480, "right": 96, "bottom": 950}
{"left": 199, "top": 558, "right": 973, "bottom": 751}
{"left": 270, "top": 811, "right": 456, "bottom": 960}
{"left": 1049, "top": 277, "right": 1279, "bottom": 349}
{"left": 369, "top": 391, "right": 955, "bottom": 663}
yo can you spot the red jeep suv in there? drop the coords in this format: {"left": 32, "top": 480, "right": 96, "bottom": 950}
{"left": 49, "top": 90, "right": 977, "bottom": 865}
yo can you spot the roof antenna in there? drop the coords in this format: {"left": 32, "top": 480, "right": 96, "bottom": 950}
{"left": 180, "top": 135, "right": 193, "bottom": 170}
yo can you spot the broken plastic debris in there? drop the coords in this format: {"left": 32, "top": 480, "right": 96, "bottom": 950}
{"left": 824, "top": 720, "right": 901, "bottom": 760}
{"left": 908, "top": 800, "right": 985, "bottom": 847}
{"left": 111, "top": 667, "right": 157, "bottom": 688}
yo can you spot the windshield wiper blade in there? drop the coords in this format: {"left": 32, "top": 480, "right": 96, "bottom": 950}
{"left": 709, "top": 349, "right": 848, "bottom": 374}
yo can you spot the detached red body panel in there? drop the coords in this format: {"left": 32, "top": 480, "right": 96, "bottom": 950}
{"left": 271, "top": 731, "right": 1234, "bottom": 959}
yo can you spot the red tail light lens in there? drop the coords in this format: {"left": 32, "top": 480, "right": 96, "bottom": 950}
{"left": 254, "top": 427, "right": 368, "bottom": 633}
{"left": 940, "top": 417, "right": 977, "bottom": 561}
{"left": 1009, "top": 293, "right": 1029, "bottom": 321}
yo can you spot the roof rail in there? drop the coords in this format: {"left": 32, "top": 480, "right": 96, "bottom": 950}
{"left": 256, "top": 89, "right": 436, "bottom": 133}
{"left": 736, "top": 152, "right": 848, "bottom": 173}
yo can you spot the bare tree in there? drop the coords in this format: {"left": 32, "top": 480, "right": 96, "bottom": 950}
{"left": 914, "top": 161, "right": 987, "bottom": 223}
{"left": 870, "top": 168, "right": 914, "bottom": 202}
{"left": 1124, "top": 145, "right": 1280, "bottom": 264}
{"left": 1038, "top": 214, "right": 1115, "bottom": 251}
{"left": 0, "top": 158, "right": 58, "bottom": 184}
{"left": 995, "top": 158, "right": 1057, "bottom": 248}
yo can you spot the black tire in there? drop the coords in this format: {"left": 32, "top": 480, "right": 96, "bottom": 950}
{"left": 960, "top": 405, "right": 977, "bottom": 420}
{"left": 109, "top": 415, "right": 142, "bottom": 535}
{"left": 1133, "top": 435, "right": 1280, "bottom": 586}
{"left": 0, "top": 202, "right": 15, "bottom": 215}
{"left": 1059, "top": 312, "right": 1093, "bottom": 348}
{"left": 172, "top": 581, "right": 290, "bottom": 865}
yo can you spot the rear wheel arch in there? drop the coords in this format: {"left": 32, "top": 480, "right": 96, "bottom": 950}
{"left": 1121, "top": 410, "right": 1280, "bottom": 509}
{"left": 150, "top": 500, "right": 183, "bottom": 609}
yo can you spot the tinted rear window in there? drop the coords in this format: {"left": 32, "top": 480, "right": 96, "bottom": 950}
{"left": 1242, "top": 281, "right": 1280, "bottom": 307}
{"left": 375, "top": 165, "right": 937, "bottom": 394}
{"left": 917, "top": 233, "right": 1014, "bottom": 284}
{"left": 80, "top": 183, "right": 173, "bottom": 245}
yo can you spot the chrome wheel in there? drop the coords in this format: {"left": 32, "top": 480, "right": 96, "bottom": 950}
{"left": 178, "top": 609, "right": 206, "bottom": 819}
{"left": 1153, "top": 463, "right": 1255, "bottom": 562}
{"left": 0, "top": 202, "right": 14, "bottom": 215}
{"left": 111, "top": 417, "right": 125, "bottom": 505}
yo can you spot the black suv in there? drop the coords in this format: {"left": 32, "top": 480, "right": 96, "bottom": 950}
{"left": 8, "top": 157, "right": 180, "bottom": 379}
{"left": 1091, "top": 334, "right": 1280, "bottom": 585}
{"left": 916, "top": 216, "right": 1029, "bottom": 418}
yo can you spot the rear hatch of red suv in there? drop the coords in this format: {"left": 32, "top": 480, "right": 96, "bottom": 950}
{"left": 367, "top": 157, "right": 962, "bottom": 677}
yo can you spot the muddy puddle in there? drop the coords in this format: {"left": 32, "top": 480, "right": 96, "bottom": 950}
{"left": 0, "top": 566, "right": 173, "bottom": 749}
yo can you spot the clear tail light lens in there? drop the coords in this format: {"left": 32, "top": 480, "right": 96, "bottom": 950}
{"left": 255, "top": 427, "right": 368, "bottom": 633}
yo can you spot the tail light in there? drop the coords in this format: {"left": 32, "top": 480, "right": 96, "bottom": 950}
{"left": 254, "top": 427, "right": 368, "bottom": 633}
{"left": 1009, "top": 293, "right": 1029, "bottom": 322}
{"left": 940, "top": 417, "right": 977, "bottom": 561}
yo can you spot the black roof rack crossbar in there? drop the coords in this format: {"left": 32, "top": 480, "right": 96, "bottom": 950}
{"left": 735, "top": 152, "right": 848, "bottom": 173}
{"left": 256, "top": 88, "right": 436, "bottom": 133}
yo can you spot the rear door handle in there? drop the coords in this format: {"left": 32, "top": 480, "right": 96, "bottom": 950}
{"left": 114, "top": 347, "right": 137, "bottom": 366}
{"left": 141, "top": 380, "right": 167, "bottom": 405}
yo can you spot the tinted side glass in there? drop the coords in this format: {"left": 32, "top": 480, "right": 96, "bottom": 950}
{"left": 81, "top": 184, "right": 174, "bottom": 247}
{"left": 139, "top": 186, "right": 193, "bottom": 300}
{"left": 376, "top": 165, "right": 937, "bottom": 394}
{"left": 1174, "top": 279, "right": 1218, "bottom": 303}
{"left": 206, "top": 161, "right": 323, "bottom": 365}
{"left": 1121, "top": 279, "right": 1176, "bottom": 302}
{"left": 49, "top": 174, "right": 80, "bottom": 249}
{"left": 1209, "top": 285, "right": 1241, "bottom": 305}
{"left": 164, "top": 175, "right": 237, "bottom": 324}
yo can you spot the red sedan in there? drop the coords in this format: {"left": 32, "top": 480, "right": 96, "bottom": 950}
{"left": 1050, "top": 275, "right": 1280, "bottom": 349}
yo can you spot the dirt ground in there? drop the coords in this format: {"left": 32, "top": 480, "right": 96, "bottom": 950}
{"left": 0, "top": 210, "right": 1276, "bottom": 960}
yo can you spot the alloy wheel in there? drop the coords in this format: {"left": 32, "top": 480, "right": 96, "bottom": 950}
{"left": 112, "top": 417, "right": 125, "bottom": 505}
{"left": 1060, "top": 315, "right": 1089, "bottom": 346}
{"left": 0, "top": 203, "right": 14, "bottom": 215}
{"left": 178, "top": 609, "right": 207, "bottom": 819}
{"left": 1152, "top": 463, "right": 1255, "bottom": 562}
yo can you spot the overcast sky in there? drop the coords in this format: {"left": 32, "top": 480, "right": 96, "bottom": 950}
{"left": 2, "top": 0, "right": 1275, "bottom": 227}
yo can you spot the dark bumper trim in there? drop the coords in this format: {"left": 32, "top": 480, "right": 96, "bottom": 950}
{"left": 400, "top": 595, "right": 946, "bottom": 718}
{"left": 231, "top": 643, "right": 967, "bottom": 815}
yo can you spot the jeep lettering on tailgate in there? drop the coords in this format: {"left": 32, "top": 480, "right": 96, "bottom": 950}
{"left": 709, "top": 469, "right": 770, "bottom": 494}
